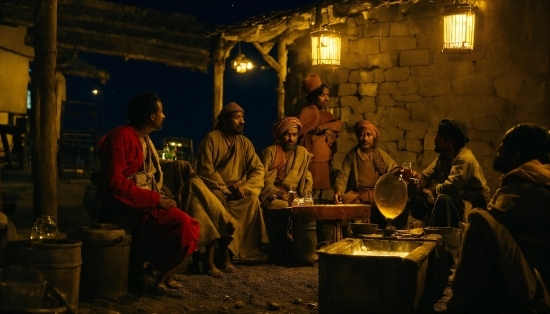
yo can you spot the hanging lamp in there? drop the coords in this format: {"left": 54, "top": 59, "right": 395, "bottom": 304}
{"left": 232, "top": 42, "right": 253, "bottom": 73}
{"left": 443, "top": 3, "right": 475, "bottom": 53}
{"left": 311, "top": 24, "right": 341, "bottom": 66}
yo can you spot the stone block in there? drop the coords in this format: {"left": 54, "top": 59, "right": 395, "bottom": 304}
{"left": 386, "top": 107, "right": 410, "bottom": 120}
{"left": 393, "top": 94, "right": 422, "bottom": 102}
{"left": 368, "top": 53, "right": 398, "bottom": 69}
{"left": 330, "top": 69, "right": 350, "bottom": 85}
{"left": 338, "top": 83, "right": 358, "bottom": 96}
{"left": 379, "top": 127, "right": 404, "bottom": 142}
{"left": 347, "top": 113, "right": 365, "bottom": 128}
{"left": 381, "top": 141, "right": 398, "bottom": 157}
{"left": 340, "top": 96, "right": 360, "bottom": 109}
{"left": 358, "top": 38, "right": 380, "bottom": 55}
{"left": 417, "top": 77, "right": 451, "bottom": 96}
{"left": 405, "top": 140, "right": 423, "bottom": 153}
{"left": 396, "top": 79, "right": 418, "bottom": 95}
{"left": 363, "top": 21, "right": 390, "bottom": 37}
{"left": 399, "top": 49, "right": 433, "bottom": 66}
{"left": 365, "top": 111, "right": 382, "bottom": 125}
{"left": 398, "top": 119, "right": 427, "bottom": 132}
{"left": 389, "top": 20, "right": 419, "bottom": 36}
{"left": 380, "top": 36, "right": 417, "bottom": 52}
{"left": 347, "top": 27, "right": 361, "bottom": 37}
{"left": 404, "top": 126, "right": 429, "bottom": 140}
{"left": 435, "top": 61, "right": 475, "bottom": 80}
{"left": 472, "top": 116, "right": 501, "bottom": 132}
{"left": 376, "top": 94, "right": 396, "bottom": 107}
{"left": 409, "top": 99, "right": 434, "bottom": 121}
{"left": 379, "top": 116, "right": 398, "bottom": 128}
{"left": 349, "top": 69, "right": 375, "bottom": 83}
{"left": 494, "top": 74, "right": 523, "bottom": 103}
{"left": 410, "top": 65, "right": 434, "bottom": 77}
{"left": 377, "top": 82, "right": 397, "bottom": 95}
{"left": 432, "top": 51, "right": 461, "bottom": 65}
{"left": 397, "top": 140, "right": 406, "bottom": 150}
{"left": 340, "top": 106, "right": 354, "bottom": 125}
{"left": 374, "top": 69, "right": 385, "bottom": 82}
{"left": 358, "top": 83, "right": 378, "bottom": 96}
{"left": 358, "top": 97, "right": 377, "bottom": 114}
{"left": 452, "top": 75, "right": 494, "bottom": 96}
{"left": 467, "top": 141, "right": 496, "bottom": 158}
{"left": 384, "top": 67, "right": 410, "bottom": 82}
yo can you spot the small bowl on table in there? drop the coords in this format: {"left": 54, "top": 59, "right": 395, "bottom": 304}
{"left": 351, "top": 223, "right": 378, "bottom": 235}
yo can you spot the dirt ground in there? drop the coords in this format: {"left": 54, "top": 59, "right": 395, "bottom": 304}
{"left": 1, "top": 170, "right": 451, "bottom": 314}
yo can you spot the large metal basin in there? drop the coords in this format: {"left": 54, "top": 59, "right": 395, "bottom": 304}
{"left": 317, "top": 236, "right": 443, "bottom": 314}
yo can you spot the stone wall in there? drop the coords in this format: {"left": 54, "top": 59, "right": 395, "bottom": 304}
{"left": 285, "top": 0, "right": 550, "bottom": 192}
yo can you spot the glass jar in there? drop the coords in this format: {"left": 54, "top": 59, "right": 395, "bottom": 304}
{"left": 30, "top": 218, "right": 41, "bottom": 240}
{"left": 303, "top": 190, "right": 314, "bottom": 206}
{"left": 39, "top": 215, "right": 60, "bottom": 239}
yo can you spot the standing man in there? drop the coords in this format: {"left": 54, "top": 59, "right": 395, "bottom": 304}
{"left": 333, "top": 120, "right": 407, "bottom": 229}
{"left": 297, "top": 73, "right": 342, "bottom": 202}
{"left": 196, "top": 102, "right": 268, "bottom": 269}
{"left": 260, "top": 117, "right": 313, "bottom": 261}
{"left": 96, "top": 92, "right": 199, "bottom": 297}
{"left": 408, "top": 119, "right": 490, "bottom": 227}
{"left": 447, "top": 124, "right": 550, "bottom": 313}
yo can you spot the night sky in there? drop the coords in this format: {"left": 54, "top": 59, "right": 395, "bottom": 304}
{"left": 66, "top": 0, "right": 318, "bottom": 155}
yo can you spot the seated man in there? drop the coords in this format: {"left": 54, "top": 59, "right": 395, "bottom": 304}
{"left": 260, "top": 117, "right": 313, "bottom": 261}
{"left": 196, "top": 102, "right": 268, "bottom": 268}
{"left": 408, "top": 119, "right": 490, "bottom": 227}
{"left": 96, "top": 92, "right": 199, "bottom": 296}
{"left": 447, "top": 124, "right": 550, "bottom": 313}
{"left": 333, "top": 120, "right": 406, "bottom": 229}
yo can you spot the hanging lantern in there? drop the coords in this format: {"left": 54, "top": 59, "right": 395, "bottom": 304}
{"left": 311, "top": 25, "right": 341, "bottom": 66}
{"left": 443, "top": 4, "right": 475, "bottom": 53}
{"left": 232, "top": 43, "right": 253, "bottom": 73}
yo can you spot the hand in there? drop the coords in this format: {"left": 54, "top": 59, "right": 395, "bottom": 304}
{"left": 228, "top": 184, "right": 245, "bottom": 199}
{"left": 334, "top": 191, "right": 343, "bottom": 204}
{"left": 158, "top": 198, "right": 177, "bottom": 210}
{"left": 277, "top": 193, "right": 289, "bottom": 201}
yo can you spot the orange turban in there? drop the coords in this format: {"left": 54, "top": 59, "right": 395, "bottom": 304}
{"left": 301, "top": 73, "right": 323, "bottom": 94}
{"left": 271, "top": 117, "right": 302, "bottom": 139}
{"left": 354, "top": 120, "right": 379, "bottom": 144}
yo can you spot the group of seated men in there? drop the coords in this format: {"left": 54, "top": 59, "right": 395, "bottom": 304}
{"left": 95, "top": 75, "right": 549, "bottom": 311}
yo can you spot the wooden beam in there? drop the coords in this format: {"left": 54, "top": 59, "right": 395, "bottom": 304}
{"left": 252, "top": 42, "right": 281, "bottom": 73}
{"left": 33, "top": 0, "right": 58, "bottom": 221}
{"left": 277, "top": 36, "right": 288, "bottom": 120}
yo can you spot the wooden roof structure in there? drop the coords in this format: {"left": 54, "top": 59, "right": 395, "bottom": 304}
{"left": 0, "top": 0, "right": 213, "bottom": 73}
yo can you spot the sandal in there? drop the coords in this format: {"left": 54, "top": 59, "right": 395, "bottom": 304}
{"left": 205, "top": 267, "right": 224, "bottom": 278}
{"left": 222, "top": 265, "right": 236, "bottom": 273}
{"left": 165, "top": 280, "right": 183, "bottom": 289}
{"left": 152, "top": 286, "right": 184, "bottom": 298}
{"left": 173, "top": 274, "right": 187, "bottom": 282}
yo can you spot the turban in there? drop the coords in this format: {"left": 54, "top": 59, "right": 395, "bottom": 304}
{"left": 217, "top": 102, "right": 244, "bottom": 120}
{"left": 438, "top": 119, "right": 469, "bottom": 144}
{"left": 354, "top": 120, "right": 379, "bottom": 145}
{"left": 302, "top": 73, "right": 323, "bottom": 94}
{"left": 271, "top": 117, "right": 302, "bottom": 139}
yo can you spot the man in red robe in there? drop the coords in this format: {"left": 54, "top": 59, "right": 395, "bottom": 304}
{"left": 297, "top": 73, "right": 342, "bottom": 243}
{"left": 96, "top": 92, "right": 199, "bottom": 297}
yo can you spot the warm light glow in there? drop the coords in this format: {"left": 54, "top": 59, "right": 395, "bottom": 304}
{"left": 92, "top": 89, "right": 99, "bottom": 95}
{"left": 443, "top": 5, "right": 475, "bottom": 53}
{"left": 311, "top": 29, "right": 341, "bottom": 66}
{"left": 232, "top": 52, "right": 253, "bottom": 74}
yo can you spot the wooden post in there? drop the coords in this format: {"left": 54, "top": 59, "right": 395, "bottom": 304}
{"left": 277, "top": 37, "right": 288, "bottom": 120}
{"left": 212, "top": 38, "right": 236, "bottom": 128}
{"left": 33, "top": 0, "right": 58, "bottom": 220}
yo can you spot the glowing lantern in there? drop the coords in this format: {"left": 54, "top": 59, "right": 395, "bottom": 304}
{"left": 443, "top": 4, "right": 475, "bottom": 53}
{"left": 311, "top": 26, "right": 341, "bottom": 66}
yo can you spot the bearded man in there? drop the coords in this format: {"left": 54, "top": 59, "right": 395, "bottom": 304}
{"left": 196, "top": 102, "right": 268, "bottom": 270}
{"left": 333, "top": 120, "right": 406, "bottom": 229}
{"left": 260, "top": 117, "right": 313, "bottom": 261}
{"left": 447, "top": 124, "right": 550, "bottom": 313}
{"left": 408, "top": 119, "right": 490, "bottom": 227}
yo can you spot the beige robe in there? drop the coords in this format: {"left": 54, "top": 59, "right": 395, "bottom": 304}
{"left": 196, "top": 130, "right": 268, "bottom": 258}
{"left": 161, "top": 160, "right": 234, "bottom": 253}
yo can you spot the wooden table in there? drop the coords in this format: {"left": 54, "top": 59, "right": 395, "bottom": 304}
{"left": 271, "top": 204, "right": 371, "bottom": 242}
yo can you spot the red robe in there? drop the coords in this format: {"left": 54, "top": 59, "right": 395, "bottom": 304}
{"left": 97, "top": 125, "right": 199, "bottom": 270}
{"left": 297, "top": 104, "right": 342, "bottom": 189}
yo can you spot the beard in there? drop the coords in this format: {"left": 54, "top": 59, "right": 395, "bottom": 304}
{"left": 434, "top": 144, "right": 444, "bottom": 154}
{"left": 492, "top": 153, "right": 511, "bottom": 174}
{"left": 283, "top": 142, "right": 296, "bottom": 151}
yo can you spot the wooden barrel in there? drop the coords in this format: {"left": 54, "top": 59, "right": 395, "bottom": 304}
{"left": 77, "top": 225, "right": 131, "bottom": 300}
{"left": 290, "top": 218, "right": 317, "bottom": 265}
{"left": 2, "top": 239, "right": 82, "bottom": 310}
